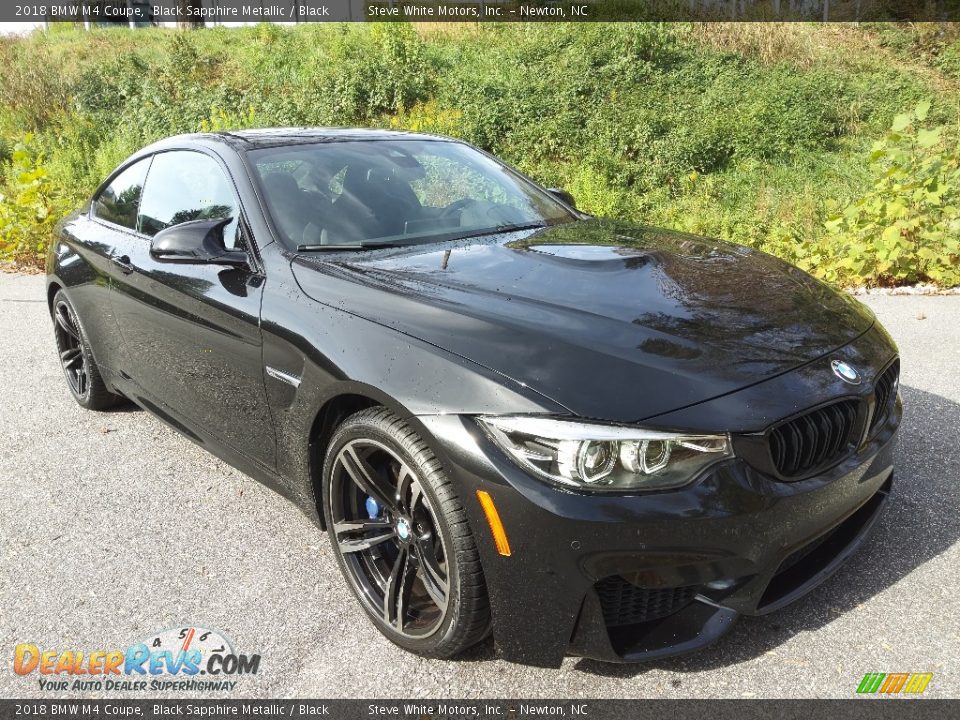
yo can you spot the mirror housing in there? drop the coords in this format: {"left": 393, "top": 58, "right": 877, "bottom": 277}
{"left": 150, "top": 218, "right": 248, "bottom": 267}
{"left": 547, "top": 188, "right": 577, "bottom": 209}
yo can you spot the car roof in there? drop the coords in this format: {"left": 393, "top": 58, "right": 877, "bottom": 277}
{"left": 142, "top": 127, "right": 455, "bottom": 154}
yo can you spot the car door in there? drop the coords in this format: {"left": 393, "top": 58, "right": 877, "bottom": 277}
{"left": 108, "top": 149, "right": 276, "bottom": 469}
{"left": 65, "top": 157, "right": 153, "bottom": 376}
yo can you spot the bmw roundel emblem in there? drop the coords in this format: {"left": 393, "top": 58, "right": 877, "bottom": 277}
{"left": 831, "top": 359, "right": 861, "bottom": 385}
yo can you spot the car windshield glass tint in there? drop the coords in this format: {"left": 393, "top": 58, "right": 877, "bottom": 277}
{"left": 248, "top": 140, "right": 576, "bottom": 248}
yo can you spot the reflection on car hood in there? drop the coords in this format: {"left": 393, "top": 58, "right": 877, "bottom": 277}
{"left": 291, "top": 219, "right": 874, "bottom": 423}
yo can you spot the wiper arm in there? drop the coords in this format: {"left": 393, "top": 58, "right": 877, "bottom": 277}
{"left": 296, "top": 222, "right": 547, "bottom": 252}
{"left": 454, "top": 222, "right": 547, "bottom": 242}
{"left": 506, "top": 221, "right": 548, "bottom": 231}
{"left": 296, "top": 242, "right": 403, "bottom": 251}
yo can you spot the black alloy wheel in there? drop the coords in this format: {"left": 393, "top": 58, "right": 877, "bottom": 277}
{"left": 53, "top": 298, "right": 89, "bottom": 400}
{"left": 330, "top": 438, "right": 449, "bottom": 636}
{"left": 322, "top": 407, "right": 490, "bottom": 657}
{"left": 51, "top": 290, "right": 125, "bottom": 410}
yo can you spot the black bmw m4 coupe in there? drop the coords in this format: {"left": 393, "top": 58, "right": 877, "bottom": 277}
{"left": 47, "top": 128, "right": 901, "bottom": 666}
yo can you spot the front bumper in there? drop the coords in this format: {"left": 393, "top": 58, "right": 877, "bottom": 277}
{"left": 418, "top": 394, "right": 900, "bottom": 667}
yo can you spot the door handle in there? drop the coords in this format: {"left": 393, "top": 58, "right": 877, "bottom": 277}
{"left": 111, "top": 254, "right": 134, "bottom": 274}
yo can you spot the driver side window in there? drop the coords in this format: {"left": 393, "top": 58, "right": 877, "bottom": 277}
{"left": 138, "top": 151, "right": 241, "bottom": 248}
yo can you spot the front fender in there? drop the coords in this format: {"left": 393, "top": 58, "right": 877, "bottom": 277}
{"left": 260, "top": 271, "right": 567, "bottom": 518}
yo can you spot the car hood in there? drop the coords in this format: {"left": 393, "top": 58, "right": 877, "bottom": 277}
{"left": 291, "top": 219, "right": 874, "bottom": 424}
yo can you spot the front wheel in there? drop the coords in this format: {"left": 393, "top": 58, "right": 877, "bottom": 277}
{"left": 321, "top": 407, "right": 490, "bottom": 658}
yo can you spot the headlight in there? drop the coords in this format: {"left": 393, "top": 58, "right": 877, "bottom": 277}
{"left": 478, "top": 416, "right": 732, "bottom": 492}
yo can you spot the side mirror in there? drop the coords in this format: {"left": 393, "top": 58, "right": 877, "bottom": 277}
{"left": 150, "top": 218, "right": 248, "bottom": 267}
{"left": 547, "top": 188, "right": 577, "bottom": 210}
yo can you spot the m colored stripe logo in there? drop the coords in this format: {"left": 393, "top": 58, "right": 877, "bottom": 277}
{"left": 857, "top": 673, "right": 933, "bottom": 694}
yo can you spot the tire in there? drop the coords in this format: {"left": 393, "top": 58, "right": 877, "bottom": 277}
{"left": 52, "top": 290, "right": 125, "bottom": 411}
{"left": 321, "top": 406, "right": 491, "bottom": 658}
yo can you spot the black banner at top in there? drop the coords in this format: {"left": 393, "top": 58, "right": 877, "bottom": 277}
{"left": 7, "top": 0, "right": 960, "bottom": 24}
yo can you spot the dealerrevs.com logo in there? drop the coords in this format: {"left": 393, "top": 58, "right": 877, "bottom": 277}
{"left": 13, "top": 626, "right": 260, "bottom": 693}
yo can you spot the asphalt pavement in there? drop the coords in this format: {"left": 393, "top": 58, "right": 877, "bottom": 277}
{"left": 1, "top": 272, "right": 958, "bottom": 699}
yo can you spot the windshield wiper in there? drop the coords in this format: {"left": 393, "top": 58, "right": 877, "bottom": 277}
{"left": 453, "top": 222, "right": 548, "bottom": 242}
{"left": 296, "top": 242, "right": 403, "bottom": 251}
{"left": 295, "top": 222, "right": 548, "bottom": 252}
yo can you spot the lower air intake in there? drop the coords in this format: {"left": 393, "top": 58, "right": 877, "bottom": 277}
{"left": 594, "top": 576, "right": 699, "bottom": 627}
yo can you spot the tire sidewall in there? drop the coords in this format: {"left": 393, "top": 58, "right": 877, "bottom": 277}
{"left": 322, "top": 415, "right": 465, "bottom": 656}
{"left": 52, "top": 293, "right": 92, "bottom": 406}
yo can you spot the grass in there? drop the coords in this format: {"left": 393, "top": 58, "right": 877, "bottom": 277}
{"left": 0, "top": 21, "right": 958, "bottom": 285}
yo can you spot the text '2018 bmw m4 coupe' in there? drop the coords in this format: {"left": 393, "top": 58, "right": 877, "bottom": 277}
{"left": 47, "top": 128, "right": 901, "bottom": 666}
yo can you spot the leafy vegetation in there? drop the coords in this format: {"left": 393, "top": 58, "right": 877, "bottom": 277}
{"left": 823, "top": 101, "right": 960, "bottom": 287}
{"left": 0, "top": 135, "right": 69, "bottom": 267}
{"left": 0, "top": 21, "right": 958, "bottom": 286}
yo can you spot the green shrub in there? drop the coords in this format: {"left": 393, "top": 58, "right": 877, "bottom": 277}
{"left": 1, "top": 23, "right": 958, "bottom": 286}
{"left": 0, "top": 38, "right": 71, "bottom": 130}
{"left": 821, "top": 101, "right": 960, "bottom": 287}
{"left": 0, "top": 135, "right": 69, "bottom": 269}
{"left": 936, "top": 40, "right": 960, "bottom": 80}
{"left": 312, "top": 24, "right": 433, "bottom": 121}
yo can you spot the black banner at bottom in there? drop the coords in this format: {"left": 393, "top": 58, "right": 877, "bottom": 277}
{"left": 1, "top": 700, "right": 957, "bottom": 720}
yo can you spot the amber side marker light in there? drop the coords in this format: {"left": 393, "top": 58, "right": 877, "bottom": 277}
{"left": 476, "top": 490, "right": 512, "bottom": 557}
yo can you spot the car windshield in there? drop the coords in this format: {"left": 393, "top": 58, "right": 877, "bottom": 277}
{"left": 247, "top": 139, "right": 576, "bottom": 249}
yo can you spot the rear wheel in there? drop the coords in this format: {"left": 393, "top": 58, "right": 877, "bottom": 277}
{"left": 52, "top": 290, "right": 125, "bottom": 410}
{"left": 322, "top": 407, "right": 490, "bottom": 658}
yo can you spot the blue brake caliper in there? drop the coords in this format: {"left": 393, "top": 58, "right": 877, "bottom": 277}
{"left": 365, "top": 497, "right": 381, "bottom": 520}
